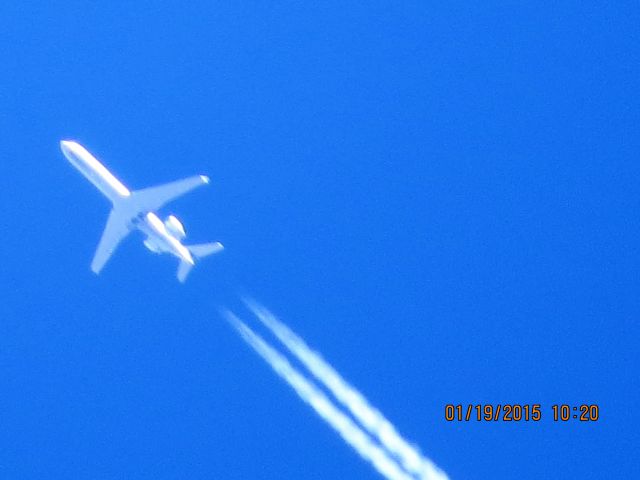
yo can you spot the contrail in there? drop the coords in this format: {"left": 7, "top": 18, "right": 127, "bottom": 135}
{"left": 243, "top": 298, "right": 448, "bottom": 480}
{"left": 222, "top": 310, "right": 417, "bottom": 480}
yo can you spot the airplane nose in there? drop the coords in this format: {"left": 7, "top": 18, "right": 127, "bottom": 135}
{"left": 60, "top": 140, "right": 73, "bottom": 154}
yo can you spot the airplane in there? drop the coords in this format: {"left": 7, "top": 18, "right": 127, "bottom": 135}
{"left": 60, "top": 140, "right": 223, "bottom": 282}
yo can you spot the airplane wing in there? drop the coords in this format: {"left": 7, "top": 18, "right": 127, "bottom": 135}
{"left": 88, "top": 175, "right": 208, "bottom": 274}
{"left": 91, "top": 207, "right": 133, "bottom": 274}
{"left": 130, "top": 175, "right": 210, "bottom": 213}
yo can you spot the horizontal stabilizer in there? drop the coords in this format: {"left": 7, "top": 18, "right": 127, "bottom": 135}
{"left": 176, "top": 242, "right": 224, "bottom": 283}
{"left": 177, "top": 260, "right": 194, "bottom": 283}
{"left": 189, "top": 242, "right": 224, "bottom": 258}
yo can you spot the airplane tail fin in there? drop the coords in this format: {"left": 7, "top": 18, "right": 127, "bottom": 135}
{"left": 177, "top": 242, "right": 224, "bottom": 283}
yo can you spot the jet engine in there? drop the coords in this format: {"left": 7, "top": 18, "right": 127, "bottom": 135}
{"left": 143, "top": 237, "right": 162, "bottom": 253}
{"left": 164, "top": 215, "right": 186, "bottom": 239}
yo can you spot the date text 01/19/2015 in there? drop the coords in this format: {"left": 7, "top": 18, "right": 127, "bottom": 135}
{"left": 444, "top": 404, "right": 600, "bottom": 422}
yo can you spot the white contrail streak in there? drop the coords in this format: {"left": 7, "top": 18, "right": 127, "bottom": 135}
{"left": 243, "top": 298, "right": 448, "bottom": 480}
{"left": 223, "top": 310, "right": 417, "bottom": 480}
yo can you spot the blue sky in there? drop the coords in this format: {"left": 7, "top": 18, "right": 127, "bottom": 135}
{"left": 0, "top": 2, "right": 638, "bottom": 479}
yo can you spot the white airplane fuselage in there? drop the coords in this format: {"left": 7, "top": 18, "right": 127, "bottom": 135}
{"left": 61, "top": 140, "right": 194, "bottom": 266}
{"left": 61, "top": 140, "right": 131, "bottom": 200}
